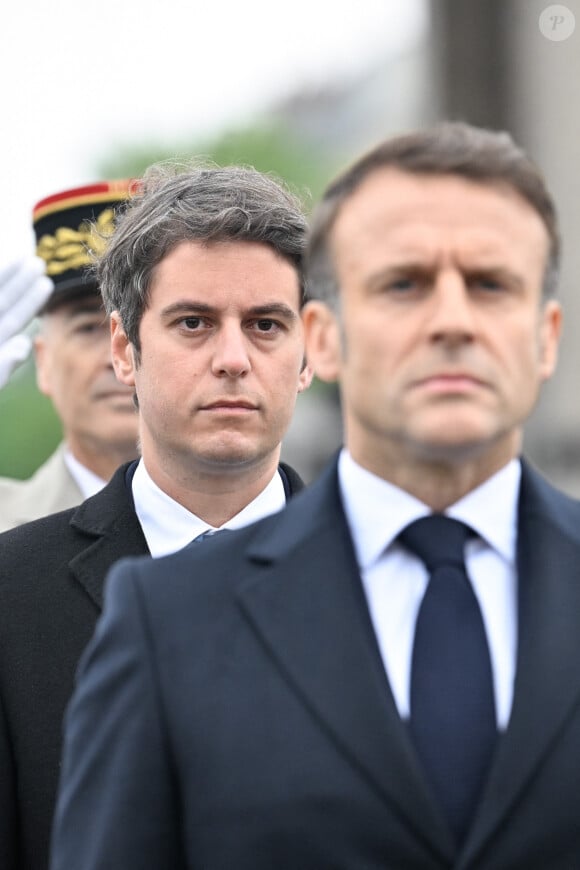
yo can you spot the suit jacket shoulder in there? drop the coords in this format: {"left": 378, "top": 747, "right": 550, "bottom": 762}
{"left": 518, "top": 457, "right": 580, "bottom": 538}
{"left": 0, "top": 442, "right": 83, "bottom": 532}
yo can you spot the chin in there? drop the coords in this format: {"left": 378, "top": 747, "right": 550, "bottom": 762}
{"left": 413, "top": 428, "right": 506, "bottom": 464}
{"left": 195, "top": 445, "right": 265, "bottom": 470}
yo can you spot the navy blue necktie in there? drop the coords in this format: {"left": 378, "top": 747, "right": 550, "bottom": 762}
{"left": 399, "top": 515, "right": 497, "bottom": 844}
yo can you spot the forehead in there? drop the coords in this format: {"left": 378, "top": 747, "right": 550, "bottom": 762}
{"left": 150, "top": 239, "right": 301, "bottom": 309}
{"left": 44, "top": 295, "right": 105, "bottom": 323}
{"left": 330, "top": 169, "right": 549, "bottom": 271}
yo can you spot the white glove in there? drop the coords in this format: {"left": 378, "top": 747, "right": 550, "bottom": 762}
{"left": 0, "top": 256, "right": 53, "bottom": 388}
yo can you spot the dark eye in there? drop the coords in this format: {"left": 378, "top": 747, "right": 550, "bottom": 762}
{"left": 182, "top": 317, "right": 202, "bottom": 329}
{"left": 471, "top": 275, "right": 504, "bottom": 292}
{"left": 256, "top": 319, "right": 276, "bottom": 331}
{"left": 74, "top": 319, "right": 106, "bottom": 336}
{"left": 388, "top": 277, "right": 418, "bottom": 293}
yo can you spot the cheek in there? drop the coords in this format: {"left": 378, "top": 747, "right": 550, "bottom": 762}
{"left": 267, "top": 362, "right": 301, "bottom": 403}
{"left": 341, "top": 317, "right": 398, "bottom": 376}
{"left": 488, "top": 325, "right": 547, "bottom": 409}
{"left": 134, "top": 346, "right": 179, "bottom": 390}
{"left": 135, "top": 358, "right": 196, "bottom": 421}
{"left": 53, "top": 358, "right": 82, "bottom": 391}
{"left": 503, "top": 322, "right": 544, "bottom": 372}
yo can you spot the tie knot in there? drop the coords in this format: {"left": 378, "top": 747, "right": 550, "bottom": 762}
{"left": 399, "top": 515, "right": 472, "bottom": 571}
{"left": 191, "top": 528, "right": 229, "bottom": 544}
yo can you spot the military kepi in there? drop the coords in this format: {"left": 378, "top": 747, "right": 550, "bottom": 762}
{"left": 32, "top": 180, "right": 134, "bottom": 312}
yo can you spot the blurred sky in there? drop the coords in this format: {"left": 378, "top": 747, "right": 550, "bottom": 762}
{"left": 2, "top": 0, "right": 427, "bottom": 258}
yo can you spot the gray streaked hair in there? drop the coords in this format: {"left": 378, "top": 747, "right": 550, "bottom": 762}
{"left": 306, "top": 121, "right": 561, "bottom": 307}
{"left": 98, "top": 161, "right": 308, "bottom": 355}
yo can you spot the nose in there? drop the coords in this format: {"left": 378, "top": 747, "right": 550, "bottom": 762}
{"left": 427, "top": 270, "right": 476, "bottom": 346}
{"left": 210, "top": 322, "right": 251, "bottom": 378}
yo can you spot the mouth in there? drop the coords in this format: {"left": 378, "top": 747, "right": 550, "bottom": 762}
{"left": 412, "top": 374, "right": 488, "bottom": 394}
{"left": 200, "top": 400, "right": 258, "bottom": 413}
{"left": 95, "top": 390, "right": 135, "bottom": 401}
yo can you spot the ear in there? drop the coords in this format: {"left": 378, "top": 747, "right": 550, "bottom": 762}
{"left": 110, "top": 311, "right": 137, "bottom": 386}
{"left": 33, "top": 334, "right": 52, "bottom": 397}
{"left": 301, "top": 301, "right": 342, "bottom": 383}
{"left": 296, "top": 361, "right": 314, "bottom": 394}
{"left": 538, "top": 299, "right": 562, "bottom": 381}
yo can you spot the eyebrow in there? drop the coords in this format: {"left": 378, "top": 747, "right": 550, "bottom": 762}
{"left": 160, "top": 301, "right": 298, "bottom": 321}
{"left": 365, "top": 262, "right": 525, "bottom": 291}
{"left": 364, "top": 263, "right": 429, "bottom": 290}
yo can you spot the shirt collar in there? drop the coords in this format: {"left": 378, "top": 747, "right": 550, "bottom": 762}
{"left": 63, "top": 446, "right": 107, "bottom": 499}
{"left": 338, "top": 448, "right": 520, "bottom": 570}
{"left": 132, "top": 459, "right": 287, "bottom": 558}
{"left": 446, "top": 460, "right": 520, "bottom": 563}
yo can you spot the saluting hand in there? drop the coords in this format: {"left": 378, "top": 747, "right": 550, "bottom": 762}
{"left": 0, "top": 256, "right": 53, "bottom": 388}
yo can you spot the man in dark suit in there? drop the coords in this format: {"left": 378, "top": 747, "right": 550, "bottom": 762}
{"left": 51, "top": 122, "right": 577, "bottom": 869}
{"left": 0, "top": 163, "right": 310, "bottom": 870}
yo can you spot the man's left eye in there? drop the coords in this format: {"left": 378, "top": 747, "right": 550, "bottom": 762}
{"left": 387, "top": 278, "right": 416, "bottom": 292}
{"left": 183, "top": 317, "right": 202, "bottom": 329}
{"left": 472, "top": 276, "right": 503, "bottom": 291}
{"left": 75, "top": 321, "right": 106, "bottom": 335}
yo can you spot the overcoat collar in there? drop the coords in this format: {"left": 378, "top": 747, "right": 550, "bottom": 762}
{"left": 67, "top": 462, "right": 148, "bottom": 610}
{"left": 66, "top": 461, "right": 303, "bottom": 613}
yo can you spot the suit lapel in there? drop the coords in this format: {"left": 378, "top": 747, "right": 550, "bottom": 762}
{"left": 237, "top": 461, "right": 455, "bottom": 863}
{"left": 67, "top": 461, "right": 299, "bottom": 611}
{"left": 277, "top": 461, "right": 304, "bottom": 498}
{"left": 67, "top": 464, "right": 149, "bottom": 609}
{"left": 460, "top": 462, "right": 580, "bottom": 866}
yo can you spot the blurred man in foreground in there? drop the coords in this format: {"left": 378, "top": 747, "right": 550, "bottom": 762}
{"left": 51, "top": 124, "right": 580, "bottom": 870}
{"left": 0, "top": 162, "right": 311, "bottom": 870}
{"left": 0, "top": 182, "right": 139, "bottom": 530}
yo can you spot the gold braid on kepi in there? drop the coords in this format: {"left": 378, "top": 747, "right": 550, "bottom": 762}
{"left": 32, "top": 180, "right": 137, "bottom": 313}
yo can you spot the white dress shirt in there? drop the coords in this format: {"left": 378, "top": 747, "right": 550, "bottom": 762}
{"left": 132, "top": 459, "right": 287, "bottom": 558}
{"left": 338, "top": 449, "right": 520, "bottom": 730}
{"left": 63, "top": 447, "right": 107, "bottom": 499}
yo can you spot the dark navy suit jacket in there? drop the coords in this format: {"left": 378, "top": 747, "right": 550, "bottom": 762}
{"left": 52, "top": 458, "right": 580, "bottom": 869}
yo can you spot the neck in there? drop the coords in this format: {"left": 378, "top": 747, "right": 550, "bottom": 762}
{"left": 141, "top": 451, "right": 282, "bottom": 527}
{"left": 66, "top": 440, "right": 139, "bottom": 483}
{"left": 348, "top": 437, "right": 521, "bottom": 512}
{"left": 386, "top": 462, "right": 509, "bottom": 511}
